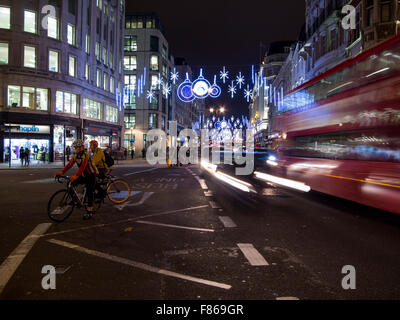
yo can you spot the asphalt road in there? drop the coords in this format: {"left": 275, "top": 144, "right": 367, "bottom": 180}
{"left": 0, "top": 164, "right": 399, "bottom": 300}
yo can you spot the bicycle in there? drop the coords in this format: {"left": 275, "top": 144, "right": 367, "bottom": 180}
{"left": 48, "top": 172, "right": 131, "bottom": 222}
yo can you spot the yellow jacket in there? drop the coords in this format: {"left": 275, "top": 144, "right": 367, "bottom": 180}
{"left": 91, "top": 147, "right": 108, "bottom": 169}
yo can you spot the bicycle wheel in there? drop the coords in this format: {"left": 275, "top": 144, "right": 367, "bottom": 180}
{"left": 48, "top": 190, "right": 75, "bottom": 222}
{"left": 107, "top": 179, "right": 131, "bottom": 204}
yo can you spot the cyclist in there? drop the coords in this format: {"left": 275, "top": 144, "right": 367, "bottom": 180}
{"left": 54, "top": 139, "right": 98, "bottom": 220}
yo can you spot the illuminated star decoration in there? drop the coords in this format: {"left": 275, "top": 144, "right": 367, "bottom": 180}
{"left": 244, "top": 85, "right": 252, "bottom": 102}
{"left": 236, "top": 72, "right": 245, "bottom": 89}
{"left": 170, "top": 68, "right": 179, "bottom": 85}
{"left": 228, "top": 81, "right": 237, "bottom": 98}
{"left": 219, "top": 66, "right": 229, "bottom": 84}
{"left": 162, "top": 82, "right": 171, "bottom": 98}
{"left": 156, "top": 73, "right": 163, "bottom": 90}
{"left": 146, "top": 88, "right": 155, "bottom": 103}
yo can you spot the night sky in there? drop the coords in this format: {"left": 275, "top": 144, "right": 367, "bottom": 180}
{"left": 125, "top": 0, "right": 306, "bottom": 117}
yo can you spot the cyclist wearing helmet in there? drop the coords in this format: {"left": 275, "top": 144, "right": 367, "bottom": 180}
{"left": 89, "top": 140, "right": 108, "bottom": 177}
{"left": 54, "top": 139, "right": 98, "bottom": 220}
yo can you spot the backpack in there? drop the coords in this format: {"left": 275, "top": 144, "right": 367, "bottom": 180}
{"left": 104, "top": 151, "right": 114, "bottom": 167}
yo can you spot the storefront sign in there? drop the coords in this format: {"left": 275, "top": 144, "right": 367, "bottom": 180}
{"left": 5, "top": 124, "right": 51, "bottom": 134}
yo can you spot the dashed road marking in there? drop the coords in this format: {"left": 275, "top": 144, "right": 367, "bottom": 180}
{"left": 204, "top": 191, "right": 213, "bottom": 197}
{"left": 0, "top": 223, "right": 52, "bottom": 295}
{"left": 195, "top": 176, "right": 208, "bottom": 190}
{"left": 219, "top": 216, "right": 237, "bottom": 228}
{"left": 237, "top": 243, "right": 269, "bottom": 266}
{"left": 48, "top": 239, "right": 232, "bottom": 290}
{"left": 136, "top": 221, "right": 215, "bottom": 233}
{"left": 209, "top": 201, "right": 222, "bottom": 209}
{"left": 276, "top": 297, "right": 300, "bottom": 300}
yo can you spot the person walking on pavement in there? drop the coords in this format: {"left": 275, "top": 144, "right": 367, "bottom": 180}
{"left": 20, "top": 147, "right": 25, "bottom": 166}
{"left": 24, "top": 148, "right": 30, "bottom": 167}
{"left": 142, "top": 148, "right": 146, "bottom": 159}
{"left": 66, "top": 145, "right": 71, "bottom": 162}
{"left": 131, "top": 148, "right": 135, "bottom": 160}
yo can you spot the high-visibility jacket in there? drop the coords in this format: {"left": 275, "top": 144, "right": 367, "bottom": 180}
{"left": 62, "top": 152, "right": 98, "bottom": 177}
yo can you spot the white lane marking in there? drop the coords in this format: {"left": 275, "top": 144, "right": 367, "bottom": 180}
{"left": 24, "top": 178, "right": 54, "bottom": 184}
{"left": 0, "top": 223, "right": 52, "bottom": 294}
{"left": 209, "top": 201, "right": 222, "bottom": 209}
{"left": 276, "top": 297, "right": 300, "bottom": 300}
{"left": 195, "top": 176, "right": 208, "bottom": 190}
{"left": 41, "top": 205, "right": 210, "bottom": 238}
{"left": 237, "top": 243, "right": 269, "bottom": 266}
{"left": 116, "top": 192, "right": 154, "bottom": 211}
{"left": 204, "top": 191, "right": 213, "bottom": 197}
{"left": 136, "top": 221, "right": 215, "bottom": 233}
{"left": 48, "top": 239, "right": 231, "bottom": 290}
{"left": 124, "top": 168, "right": 159, "bottom": 177}
{"left": 219, "top": 216, "right": 237, "bottom": 228}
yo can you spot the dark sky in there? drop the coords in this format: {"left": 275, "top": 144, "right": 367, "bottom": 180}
{"left": 126, "top": 0, "right": 306, "bottom": 117}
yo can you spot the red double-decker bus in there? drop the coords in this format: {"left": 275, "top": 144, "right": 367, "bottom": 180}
{"left": 269, "top": 34, "right": 400, "bottom": 214}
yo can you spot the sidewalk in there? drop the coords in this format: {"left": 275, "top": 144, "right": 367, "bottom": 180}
{"left": 0, "top": 158, "right": 154, "bottom": 170}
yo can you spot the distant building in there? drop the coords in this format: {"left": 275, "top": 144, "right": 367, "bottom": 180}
{"left": 123, "top": 12, "right": 175, "bottom": 156}
{"left": 0, "top": 0, "right": 125, "bottom": 166}
{"left": 249, "top": 41, "right": 293, "bottom": 146}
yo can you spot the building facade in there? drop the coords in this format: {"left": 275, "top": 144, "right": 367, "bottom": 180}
{"left": 123, "top": 13, "right": 175, "bottom": 157}
{"left": 0, "top": 0, "right": 125, "bottom": 166}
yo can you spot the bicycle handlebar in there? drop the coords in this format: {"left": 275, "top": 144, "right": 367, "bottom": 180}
{"left": 55, "top": 175, "right": 70, "bottom": 183}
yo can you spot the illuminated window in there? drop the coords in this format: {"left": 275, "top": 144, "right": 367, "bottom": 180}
{"left": 124, "top": 55, "right": 137, "bottom": 70}
{"left": 8, "top": 86, "right": 21, "bottom": 107}
{"left": 110, "top": 77, "right": 115, "bottom": 93}
{"left": 0, "top": 7, "right": 10, "bottom": 29}
{"left": 24, "top": 46, "right": 36, "bottom": 68}
{"left": 49, "top": 50, "right": 59, "bottom": 72}
{"left": 84, "top": 98, "right": 102, "bottom": 120}
{"left": 8, "top": 86, "right": 48, "bottom": 110}
{"left": 103, "top": 73, "right": 108, "bottom": 91}
{"left": 97, "top": 69, "right": 101, "bottom": 87}
{"left": 69, "top": 56, "right": 76, "bottom": 77}
{"left": 67, "top": 24, "right": 76, "bottom": 46}
{"left": 96, "top": 42, "right": 100, "bottom": 60}
{"left": 0, "top": 42, "right": 8, "bottom": 65}
{"left": 124, "top": 35, "right": 137, "bottom": 51}
{"left": 56, "top": 91, "right": 78, "bottom": 114}
{"left": 151, "top": 75, "right": 158, "bottom": 89}
{"left": 148, "top": 113, "right": 158, "bottom": 129}
{"left": 85, "top": 34, "right": 90, "bottom": 54}
{"left": 85, "top": 63, "right": 90, "bottom": 81}
{"left": 106, "top": 105, "right": 118, "bottom": 123}
{"left": 47, "top": 17, "right": 59, "bottom": 39}
{"left": 24, "top": 10, "right": 37, "bottom": 33}
{"left": 124, "top": 113, "right": 136, "bottom": 129}
{"left": 150, "top": 55, "right": 159, "bottom": 71}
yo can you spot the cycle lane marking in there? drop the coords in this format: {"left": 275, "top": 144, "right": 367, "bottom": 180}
{"left": 124, "top": 168, "right": 159, "bottom": 177}
{"left": 135, "top": 221, "right": 215, "bottom": 233}
{"left": 47, "top": 239, "right": 232, "bottom": 290}
{"left": 40, "top": 205, "right": 210, "bottom": 238}
{"left": 0, "top": 223, "right": 52, "bottom": 295}
{"left": 237, "top": 243, "right": 269, "bottom": 266}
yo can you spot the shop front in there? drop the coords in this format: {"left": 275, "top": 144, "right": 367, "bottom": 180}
{"left": 84, "top": 127, "right": 120, "bottom": 151}
{"left": 2, "top": 124, "right": 52, "bottom": 166}
{"left": 53, "top": 125, "right": 78, "bottom": 163}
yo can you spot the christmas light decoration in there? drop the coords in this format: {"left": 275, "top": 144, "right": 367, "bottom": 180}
{"left": 236, "top": 72, "right": 245, "bottom": 89}
{"left": 228, "top": 81, "right": 237, "bottom": 98}
{"left": 171, "top": 68, "right": 179, "bottom": 85}
{"left": 219, "top": 66, "right": 229, "bottom": 83}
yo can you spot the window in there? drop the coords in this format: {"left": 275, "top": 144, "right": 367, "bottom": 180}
{"left": 68, "top": 0, "right": 76, "bottom": 15}
{"left": 124, "top": 75, "right": 136, "bottom": 108}
{"left": 150, "top": 36, "right": 159, "bottom": 52}
{"left": 56, "top": 91, "right": 78, "bottom": 114}
{"left": 110, "top": 77, "right": 115, "bottom": 93}
{"left": 124, "top": 35, "right": 137, "bottom": 51}
{"left": 109, "top": 52, "right": 113, "bottom": 69}
{"left": 8, "top": 86, "right": 21, "bottom": 107}
{"left": 97, "top": 69, "right": 101, "bottom": 87}
{"left": 151, "top": 75, "right": 158, "bottom": 90}
{"left": 83, "top": 98, "right": 102, "bottom": 120}
{"left": 24, "top": 46, "right": 36, "bottom": 68}
{"left": 103, "top": 73, "right": 108, "bottom": 91}
{"left": 148, "top": 113, "right": 158, "bottom": 129}
{"left": 85, "top": 63, "right": 90, "bottom": 81}
{"left": 102, "top": 47, "right": 107, "bottom": 65}
{"left": 69, "top": 56, "right": 76, "bottom": 77}
{"left": 381, "top": 3, "right": 391, "bottom": 22}
{"left": 162, "top": 45, "right": 167, "bottom": 60}
{"left": 106, "top": 105, "right": 118, "bottom": 123}
{"left": 7, "top": 86, "right": 48, "bottom": 110}
{"left": 85, "top": 34, "right": 90, "bottom": 54}
{"left": 161, "top": 116, "right": 166, "bottom": 131}
{"left": 162, "top": 64, "right": 168, "bottom": 78}
{"left": 149, "top": 94, "right": 158, "bottom": 110}
{"left": 49, "top": 50, "right": 59, "bottom": 72}
{"left": 24, "top": 10, "right": 37, "bottom": 34}
{"left": 96, "top": 42, "right": 100, "bottom": 60}
{"left": 124, "top": 113, "right": 136, "bottom": 129}
{"left": 137, "top": 17, "right": 143, "bottom": 28}
{"left": 124, "top": 55, "right": 137, "bottom": 70}
{"left": 0, "top": 42, "right": 8, "bottom": 65}
{"left": 97, "top": 0, "right": 102, "bottom": 9}
{"left": 0, "top": 7, "right": 10, "bottom": 29}
{"left": 47, "top": 17, "right": 59, "bottom": 39}
{"left": 150, "top": 55, "right": 159, "bottom": 71}
{"left": 67, "top": 24, "right": 76, "bottom": 46}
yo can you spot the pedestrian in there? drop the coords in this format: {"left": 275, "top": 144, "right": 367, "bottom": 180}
{"left": 131, "top": 148, "right": 135, "bottom": 159}
{"left": 20, "top": 147, "right": 25, "bottom": 166}
{"left": 66, "top": 145, "right": 71, "bottom": 162}
{"left": 25, "top": 148, "right": 30, "bottom": 167}
{"left": 142, "top": 148, "right": 146, "bottom": 159}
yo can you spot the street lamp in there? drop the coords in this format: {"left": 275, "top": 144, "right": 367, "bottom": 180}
{"left": 219, "top": 107, "right": 225, "bottom": 114}
{"left": 209, "top": 107, "right": 215, "bottom": 113}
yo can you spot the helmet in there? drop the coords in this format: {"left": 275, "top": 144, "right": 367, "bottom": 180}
{"left": 72, "top": 139, "right": 84, "bottom": 148}
{"left": 90, "top": 140, "right": 99, "bottom": 148}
